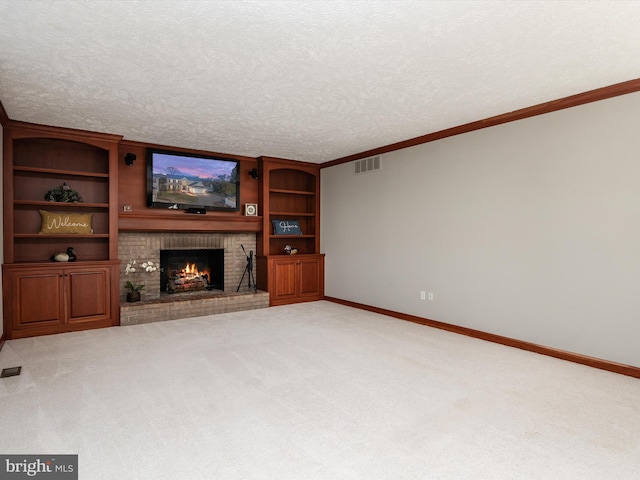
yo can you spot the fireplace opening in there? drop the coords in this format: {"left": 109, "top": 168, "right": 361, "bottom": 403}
{"left": 160, "top": 249, "right": 224, "bottom": 293}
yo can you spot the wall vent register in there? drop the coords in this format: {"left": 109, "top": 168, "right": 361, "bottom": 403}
{"left": 354, "top": 155, "right": 382, "bottom": 175}
{"left": 1, "top": 367, "right": 22, "bottom": 378}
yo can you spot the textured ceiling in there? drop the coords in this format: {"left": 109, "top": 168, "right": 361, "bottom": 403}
{"left": 1, "top": 0, "right": 640, "bottom": 163}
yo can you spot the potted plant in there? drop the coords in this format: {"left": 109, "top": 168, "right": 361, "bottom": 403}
{"left": 124, "top": 259, "right": 157, "bottom": 302}
{"left": 44, "top": 182, "right": 83, "bottom": 203}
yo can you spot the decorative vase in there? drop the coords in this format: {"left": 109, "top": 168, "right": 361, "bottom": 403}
{"left": 127, "top": 291, "right": 141, "bottom": 303}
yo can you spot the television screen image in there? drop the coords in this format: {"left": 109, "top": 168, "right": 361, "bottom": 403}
{"left": 147, "top": 150, "right": 239, "bottom": 212}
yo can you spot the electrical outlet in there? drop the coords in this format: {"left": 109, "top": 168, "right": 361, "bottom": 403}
{"left": 420, "top": 291, "right": 426, "bottom": 300}
{"left": 428, "top": 292, "right": 434, "bottom": 301}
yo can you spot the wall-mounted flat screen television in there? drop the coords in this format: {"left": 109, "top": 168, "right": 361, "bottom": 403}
{"left": 147, "top": 149, "right": 239, "bottom": 212}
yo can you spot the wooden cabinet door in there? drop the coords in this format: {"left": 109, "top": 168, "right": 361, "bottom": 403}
{"left": 298, "top": 256, "right": 323, "bottom": 298}
{"left": 3, "top": 262, "right": 117, "bottom": 339}
{"left": 270, "top": 258, "right": 298, "bottom": 302}
{"left": 267, "top": 254, "right": 325, "bottom": 305}
{"left": 66, "top": 267, "right": 111, "bottom": 323}
{"left": 11, "top": 269, "right": 64, "bottom": 328}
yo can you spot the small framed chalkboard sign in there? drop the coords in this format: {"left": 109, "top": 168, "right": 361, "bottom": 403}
{"left": 272, "top": 219, "right": 302, "bottom": 235}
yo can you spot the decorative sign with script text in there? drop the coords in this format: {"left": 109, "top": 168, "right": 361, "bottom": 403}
{"left": 39, "top": 210, "right": 93, "bottom": 234}
{"left": 272, "top": 219, "right": 302, "bottom": 235}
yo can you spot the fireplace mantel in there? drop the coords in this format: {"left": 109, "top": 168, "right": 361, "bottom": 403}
{"left": 118, "top": 212, "right": 262, "bottom": 232}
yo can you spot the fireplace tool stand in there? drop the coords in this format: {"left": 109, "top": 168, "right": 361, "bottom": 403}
{"left": 237, "top": 244, "right": 257, "bottom": 293}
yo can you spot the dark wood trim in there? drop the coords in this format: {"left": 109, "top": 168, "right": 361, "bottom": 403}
{"left": 119, "top": 139, "right": 257, "bottom": 163}
{"left": 5, "top": 119, "right": 123, "bottom": 145}
{"left": 0, "top": 332, "right": 5, "bottom": 351}
{"left": 118, "top": 212, "right": 262, "bottom": 232}
{"left": 0, "top": 100, "right": 9, "bottom": 127}
{"left": 259, "top": 155, "right": 320, "bottom": 169}
{"left": 321, "top": 77, "right": 640, "bottom": 168}
{"left": 325, "top": 296, "right": 640, "bottom": 379}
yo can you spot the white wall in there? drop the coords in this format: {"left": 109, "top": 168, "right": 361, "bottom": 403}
{"left": 321, "top": 92, "right": 640, "bottom": 367}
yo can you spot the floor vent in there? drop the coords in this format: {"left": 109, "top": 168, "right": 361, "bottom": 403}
{"left": 354, "top": 155, "right": 381, "bottom": 175}
{"left": 1, "top": 366, "right": 22, "bottom": 378}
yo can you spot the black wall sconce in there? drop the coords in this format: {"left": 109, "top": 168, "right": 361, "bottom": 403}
{"left": 124, "top": 153, "right": 136, "bottom": 166}
{"left": 248, "top": 168, "right": 259, "bottom": 179}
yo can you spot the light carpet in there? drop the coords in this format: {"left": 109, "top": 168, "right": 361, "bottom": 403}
{"left": 0, "top": 301, "right": 638, "bottom": 479}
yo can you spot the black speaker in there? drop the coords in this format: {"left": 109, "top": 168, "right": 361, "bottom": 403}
{"left": 124, "top": 153, "right": 136, "bottom": 166}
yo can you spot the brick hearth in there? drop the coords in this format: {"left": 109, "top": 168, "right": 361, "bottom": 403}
{"left": 120, "top": 289, "right": 269, "bottom": 326}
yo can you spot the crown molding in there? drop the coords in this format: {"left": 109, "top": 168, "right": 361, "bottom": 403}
{"left": 321, "top": 77, "right": 640, "bottom": 169}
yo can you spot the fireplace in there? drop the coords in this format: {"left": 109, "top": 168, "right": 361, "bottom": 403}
{"left": 119, "top": 232, "right": 256, "bottom": 298}
{"left": 119, "top": 232, "right": 269, "bottom": 326}
{"left": 160, "top": 249, "right": 224, "bottom": 293}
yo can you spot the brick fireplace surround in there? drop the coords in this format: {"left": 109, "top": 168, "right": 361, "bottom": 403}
{"left": 118, "top": 232, "right": 269, "bottom": 325}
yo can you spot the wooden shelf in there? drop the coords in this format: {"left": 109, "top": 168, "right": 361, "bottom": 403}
{"left": 269, "top": 188, "right": 315, "bottom": 195}
{"left": 269, "top": 211, "right": 315, "bottom": 217}
{"left": 9, "top": 260, "right": 117, "bottom": 267}
{"left": 14, "top": 166, "right": 110, "bottom": 178}
{"left": 257, "top": 157, "right": 323, "bottom": 305}
{"left": 272, "top": 234, "right": 316, "bottom": 239}
{"left": 15, "top": 200, "right": 110, "bottom": 208}
{"left": 5, "top": 131, "right": 119, "bottom": 263}
{"left": 258, "top": 160, "right": 321, "bottom": 257}
{"left": 14, "top": 233, "right": 110, "bottom": 238}
{"left": 3, "top": 123, "right": 121, "bottom": 339}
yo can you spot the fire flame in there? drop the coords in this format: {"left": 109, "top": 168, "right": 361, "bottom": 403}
{"left": 184, "top": 262, "right": 198, "bottom": 275}
{"left": 176, "top": 263, "right": 210, "bottom": 282}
